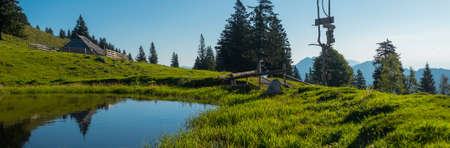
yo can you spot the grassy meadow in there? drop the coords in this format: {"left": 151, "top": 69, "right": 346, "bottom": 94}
{"left": 0, "top": 28, "right": 449, "bottom": 147}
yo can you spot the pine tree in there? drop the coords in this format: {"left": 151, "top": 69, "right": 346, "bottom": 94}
{"left": 249, "top": 0, "right": 292, "bottom": 73}
{"left": 149, "top": 42, "right": 158, "bottom": 64}
{"left": 136, "top": 46, "right": 147, "bottom": 62}
{"left": 205, "top": 46, "right": 216, "bottom": 70}
{"left": 439, "top": 75, "right": 449, "bottom": 95}
{"left": 193, "top": 34, "right": 208, "bottom": 70}
{"left": 36, "top": 25, "right": 40, "bottom": 30}
{"left": 216, "top": 0, "right": 254, "bottom": 72}
{"left": 405, "top": 67, "right": 419, "bottom": 94}
{"left": 45, "top": 27, "right": 54, "bottom": 35}
{"left": 171, "top": 52, "right": 179, "bottom": 68}
{"left": 67, "top": 29, "right": 71, "bottom": 38}
{"left": 304, "top": 68, "right": 313, "bottom": 83}
{"left": 354, "top": 69, "right": 366, "bottom": 89}
{"left": 419, "top": 63, "right": 436, "bottom": 94}
{"left": 71, "top": 15, "right": 89, "bottom": 38}
{"left": 0, "top": 0, "right": 28, "bottom": 40}
{"left": 128, "top": 53, "right": 133, "bottom": 61}
{"left": 59, "top": 29, "right": 66, "bottom": 38}
{"left": 292, "top": 67, "right": 302, "bottom": 80}
{"left": 312, "top": 47, "right": 353, "bottom": 87}
{"left": 373, "top": 39, "right": 405, "bottom": 94}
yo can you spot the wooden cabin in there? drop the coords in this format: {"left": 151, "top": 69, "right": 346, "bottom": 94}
{"left": 60, "top": 35, "right": 129, "bottom": 60}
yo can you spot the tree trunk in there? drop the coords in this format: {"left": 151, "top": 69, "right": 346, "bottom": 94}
{"left": 0, "top": 26, "right": 3, "bottom": 40}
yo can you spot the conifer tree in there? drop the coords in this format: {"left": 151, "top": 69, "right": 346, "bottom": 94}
{"left": 45, "top": 27, "right": 54, "bottom": 35}
{"left": 304, "top": 68, "right": 313, "bottom": 83}
{"left": 0, "top": 0, "right": 28, "bottom": 40}
{"left": 419, "top": 63, "right": 436, "bottom": 94}
{"left": 312, "top": 47, "right": 353, "bottom": 87}
{"left": 250, "top": 0, "right": 292, "bottom": 73}
{"left": 354, "top": 69, "right": 366, "bottom": 89}
{"left": 149, "top": 42, "right": 158, "bottom": 64}
{"left": 193, "top": 34, "right": 208, "bottom": 70}
{"left": 36, "top": 25, "right": 40, "bottom": 30}
{"left": 171, "top": 52, "right": 179, "bottom": 68}
{"left": 71, "top": 15, "right": 89, "bottom": 38}
{"left": 216, "top": 0, "right": 254, "bottom": 72}
{"left": 405, "top": 67, "right": 419, "bottom": 94}
{"left": 59, "top": 29, "right": 66, "bottom": 38}
{"left": 205, "top": 46, "right": 216, "bottom": 70}
{"left": 373, "top": 39, "right": 405, "bottom": 94}
{"left": 439, "top": 75, "right": 449, "bottom": 95}
{"left": 136, "top": 46, "right": 147, "bottom": 62}
{"left": 128, "top": 53, "right": 133, "bottom": 61}
{"left": 67, "top": 29, "right": 71, "bottom": 38}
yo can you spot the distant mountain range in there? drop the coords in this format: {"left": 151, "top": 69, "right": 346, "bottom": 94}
{"left": 295, "top": 57, "right": 450, "bottom": 89}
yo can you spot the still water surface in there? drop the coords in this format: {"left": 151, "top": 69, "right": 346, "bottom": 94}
{"left": 0, "top": 95, "right": 215, "bottom": 148}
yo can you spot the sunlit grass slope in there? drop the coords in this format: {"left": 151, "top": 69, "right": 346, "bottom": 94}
{"left": 0, "top": 31, "right": 224, "bottom": 86}
{"left": 156, "top": 85, "right": 450, "bottom": 147}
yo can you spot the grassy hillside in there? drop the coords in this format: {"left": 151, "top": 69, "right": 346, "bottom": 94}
{"left": 0, "top": 31, "right": 224, "bottom": 86}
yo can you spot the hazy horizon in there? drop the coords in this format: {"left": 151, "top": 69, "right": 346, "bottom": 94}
{"left": 20, "top": 0, "right": 450, "bottom": 69}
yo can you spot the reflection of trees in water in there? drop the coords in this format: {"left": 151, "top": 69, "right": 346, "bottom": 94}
{"left": 0, "top": 123, "right": 31, "bottom": 148}
{"left": 69, "top": 104, "right": 109, "bottom": 136}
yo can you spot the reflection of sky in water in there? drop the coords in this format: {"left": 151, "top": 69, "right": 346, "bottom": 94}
{"left": 22, "top": 99, "right": 216, "bottom": 148}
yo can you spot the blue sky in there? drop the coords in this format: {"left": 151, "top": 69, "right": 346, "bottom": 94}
{"left": 19, "top": 0, "right": 450, "bottom": 69}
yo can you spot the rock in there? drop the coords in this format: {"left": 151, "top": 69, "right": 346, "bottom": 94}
{"left": 265, "top": 80, "right": 283, "bottom": 95}
{"left": 94, "top": 57, "right": 105, "bottom": 63}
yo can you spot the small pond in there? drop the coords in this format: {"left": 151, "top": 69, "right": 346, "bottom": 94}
{"left": 0, "top": 94, "right": 215, "bottom": 148}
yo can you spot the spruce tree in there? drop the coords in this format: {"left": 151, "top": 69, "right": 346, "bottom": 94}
{"left": 216, "top": 0, "right": 254, "bottom": 72}
{"left": 405, "top": 67, "right": 419, "bottom": 94}
{"left": 128, "top": 53, "right": 133, "bottom": 61}
{"left": 193, "top": 34, "right": 207, "bottom": 70}
{"left": 136, "top": 46, "right": 147, "bottom": 62}
{"left": 36, "top": 25, "right": 40, "bottom": 30}
{"left": 312, "top": 47, "right": 353, "bottom": 87}
{"left": 373, "top": 39, "right": 405, "bottom": 94}
{"left": 59, "top": 29, "right": 66, "bottom": 38}
{"left": 419, "top": 63, "right": 436, "bottom": 94}
{"left": 439, "top": 75, "right": 449, "bottom": 95}
{"left": 149, "top": 42, "right": 158, "bottom": 64}
{"left": 354, "top": 69, "right": 367, "bottom": 89}
{"left": 171, "top": 52, "right": 179, "bottom": 68}
{"left": 0, "top": 0, "right": 27, "bottom": 40}
{"left": 71, "top": 15, "right": 89, "bottom": 38}
{"left": 205, "top": 46, "right": 216, "bottom": 70}
{"left": 249, "top": 0, "right": 292, "bottom": 73}
{"left": 45, "top": 27, "right": 54, "bottom": 35}
{"left": 67, "top": 29, "right": 71, "bottom": 38}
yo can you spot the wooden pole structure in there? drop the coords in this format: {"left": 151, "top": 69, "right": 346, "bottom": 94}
{"left": 257, "top": 60, "right": 262, "bottom": 89}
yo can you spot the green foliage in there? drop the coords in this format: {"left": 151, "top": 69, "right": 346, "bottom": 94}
{"left": 250, "top": 0, "right": 292, "bottom": 72}
{"left": 136, "top": 46, "right": 147, "bottom": 62}
{"left": 354, "top": 69, "right": 366, "bottom": 89}
{"left": 71, "top": 15, "right": 89, "bottom": 38}
{"left": 193, "top": 35, "right": 215, "bottom": 70}
{"left": 420, "top": 63, "right": 437, "bottom": 94}
{"left": 373, "top": 39, "right": 405, "bottom": 94}
{"left": 171, "top": 52, "right": 179, "bottom": 68}
{"left": 216, "top": 0, "right": 254, "bottom": 72}
{"left": 44, "top": 27, "right": 53, "bottom": 35}
{"left": 312, "top": 47, "right": 353, "bottom": 87}
{"left": 405, "top": 67, "right": 419, "bottom": 94}
{"left": 149, "top": 42, "right": 158, "bottom": 64}
{"left": 58, "top": 29, "right": 66, "bottom": 38}
{"left": 0, "top": 0, "right": 28, "bottom": 40}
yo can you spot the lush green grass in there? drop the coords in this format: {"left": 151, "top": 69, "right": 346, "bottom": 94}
{"left": 1, "top": 28, "right": 449, "bottom": 147}
{"left": 153, "top": 85, "right": 449, "bottom": 147}
{"left": 0, "top": 32, "right": 225, "bottom": 86}
{"left": 1, "top": 84, "right": 448, "bottom": 147}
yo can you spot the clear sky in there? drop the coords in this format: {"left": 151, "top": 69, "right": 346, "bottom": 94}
{"left": 19, "top": 0, "right": 450, "bottom": 69}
